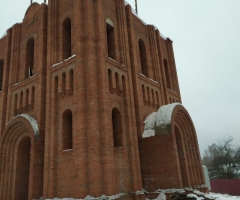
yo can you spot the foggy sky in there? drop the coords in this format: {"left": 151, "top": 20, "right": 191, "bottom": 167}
{"left": 0, "top": 0, "right": 239, "bottom": 156}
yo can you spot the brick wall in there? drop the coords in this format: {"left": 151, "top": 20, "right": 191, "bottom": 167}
{"left": 0, "top": 0, "right": 205, "bottom": 199}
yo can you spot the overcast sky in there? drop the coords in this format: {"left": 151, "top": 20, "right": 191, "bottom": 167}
{"left": 0, "top": 0, "right": 239, "bottom": 156}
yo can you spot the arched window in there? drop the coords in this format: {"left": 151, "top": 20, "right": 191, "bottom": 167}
{"left": 14, "top": 94, "right": 18, "bottom": 115}
{"left": 156, "top": 91, "right": 160, "bottom": 107}
{"left": 62, "top": 72, "right": 66, "bottom": 95}
{"left": 122, "top": 75, "right": 126, "bottom": 97}
{"left": 112, "top": 108, "right": 123, "bottom": 147}
{"left": 151, "top": 89, "right": 155, "bottom": 106}
{"left": 164, "top": 59, "right": 171, "bottom": 89}
{"left": 62, "top": 109, "right": 73, "bottom": 150}
{"left": 108, "top": 69, "right": 113, "bottom": 92}
{"left": 25, "top": 89, "right": 29, "bottom": 107}
{"left": 139, "top": 39, "right": 148, "bottom": 77}
{"left": 142, "top": 85, "right": 146, "bottom": 105}
{"left": 62, "top": 18, "right": 72, "bottom": 60}
{"left": 31, "top": 86, "right": 35, "bottom": 108}
{"left": 69, "top": 69, "right": 73, "bottom": 91}
{"left": 0, "top": 59, "right": 3, "bottom": 91}
{"left": 115, "top": 72, "right": 120, "bottom": 95}
{"left": 147, "top": 87, "right": 150, "bottom": 105}
{"left": 26, "top": 37, "right": 34, "bottom": 78}
{"left": 106, "top": 19, "right": 116, "bottom": 60}
{"left": 54, "top": 76, "right": 58, "bottom": 96}
{"left": 20, "top": 91, "right": 23, "bottom": 108}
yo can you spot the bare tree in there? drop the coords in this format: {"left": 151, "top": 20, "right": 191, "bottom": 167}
{"left": 202, "top": 136, "right": 240, "bottom": 179}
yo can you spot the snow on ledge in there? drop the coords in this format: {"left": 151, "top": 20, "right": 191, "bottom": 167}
{"left": 1, "top": 31, "right": 7, "bottom": 39}
{"left": 52, "top": 54, "right": 76, "bottom": 67}
{"left": 143, "top": 103, "right": 182, "bottom": 138}
{"left": 139, "top": 73, "right": 159, "bottom": 84}
{"left": 10, "top": 114, "right": 39, "bottom": 136}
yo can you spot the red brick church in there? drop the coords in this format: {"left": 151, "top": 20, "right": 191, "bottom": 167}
{"left": 0, "top": 0, "right": 206, "bottom": 199}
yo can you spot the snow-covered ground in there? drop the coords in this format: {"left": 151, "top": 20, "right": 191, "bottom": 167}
{"left": 37, "top": 191, "right": 240, "bottom": 200}
{"left": 209, "top": 193, "right": 240, "bottom": 200}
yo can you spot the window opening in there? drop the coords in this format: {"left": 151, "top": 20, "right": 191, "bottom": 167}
{"left": 106, "top": 20, "right": 116, "bottom": 60}
{"left": 164, "top": 59, "right": 171, "bottom": 89}
{"left": 62, "top": 18, "right": 72, "bottom": 60}
{"left": 112, "top": 108, "right": 123, "bottom": 147}
{"left": 139, "top": 39, "right": 148, "bottom": 77}
{"left": 26, "top": 38, "right": 35, "bottom": 78}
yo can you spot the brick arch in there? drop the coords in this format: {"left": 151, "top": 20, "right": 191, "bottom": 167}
{"left": 0, "top": 115, "right": 38, "bottom": 200}
{"left": 171, "top": 105, "right": 205, "bottom": 188}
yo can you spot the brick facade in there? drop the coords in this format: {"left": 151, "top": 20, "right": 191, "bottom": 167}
{"left": 0, "top": 1, "right": 205, "bottom": 199}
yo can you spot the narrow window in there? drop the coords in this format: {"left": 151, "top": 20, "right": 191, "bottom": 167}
{"left": 14, "top": 94, "right": 18, "bottom": 115}
{"left": 54, "top": 76, "right": 58, "bottom": 96}
{"left": 147, "top": 87, "right": 150, "bottom": 105}
{"left": 122, "top": 75, "right": 126, "bottom": 97}
{"left": 26, "top": 37, "right": 35, "bottom": 78}
{"left": 62, "top": 72, "right": 66, "bottom": 95}
{"left": 151, "top": 89, "right": 155, "bottom": 106}
{"left": 115, "top": 72, "right": 119, "bottom": 95}
{"left": 164, "top": 59, "right": 171, "bottom": 89}
{"left": 169, "top": 97, "right": 172, "bottom": 103}
{"left": 26, "top": 89, "right": 29, "bottom": 107}
{"left": 62, "top": 18, "right": 72, "bottom": 60}
{"left": 142, "top": 85, "right": 146, "bottom": 105}
{"left": 139, "top": 39, "right": 148, "bottom": 77}
{"left": 112, "top": 108, "right": 123, "bottom": 147}
{"left": 108, "top": 69, "right": 113, "bottom": 92}
{"left": 20, "top": 91, "right": 23, "bottom": 108}
{"left": 62, "top": 109, "right": 73, "bottom": 150}
{"left": 69, "top": 69, "right": 73, "bottom": 91}
{"left": 106, "top": 20, "right": 116, "bottom": 60}
{"left": 156, "top": 91, "right": 159, "bottom": 107}
{"left": 31, "top": 86, "right": 35, "bottom": 108}
{"left": 0, "top": 59, "right": 3, "bottom": 91}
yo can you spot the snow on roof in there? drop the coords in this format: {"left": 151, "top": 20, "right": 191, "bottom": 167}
{"left": 143, "top": 103, "right": 182, "bottom": 138}
{"left": 156, "top": 103, "right": 181, "bottom": 127}
{"left": 1, "top": 31, "right": 7, "bottom": 39}
{"left": 11, "top": 114, "right": 39, "bottom": 136}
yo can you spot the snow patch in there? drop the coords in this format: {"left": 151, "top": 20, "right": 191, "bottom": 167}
{"left": 147, "top": 77, "right": 159, "bottom": 84}
{"left": 143, "top": 112, "right": 157, "bottom": 138}
{"left": 13, "top": 82, "right": 21, "bottom": 86}
{"left": 44, "top": 192, "right": 127, "bottom": 200}
{"left": 139, "top": 73, "right": 146, "bottom": 77}
{"left": 155, "top": 188, "right": 185, "bottom": 194}
{"left": 160, "top": 33, "right": 167, "bottom": 40}
{"left": 1, "top": 31, "right": 7, "bottom": 39}
{"left": 152, "top": 193, "right": 166, "bottom": 200}
{"left": 64, "top": 54, "right": 76, "bottom": 62}
{"left": 187, "top": 194, "right": 204, "bottom": 200}
{"left": 124, "top": 0, "right": 129, "bottom": 5}
{"left": 143, "top": 103, "right": 182, "bottom": 138}
{"left": 17, "top": 114, "right": 39, "bottom": 136}
{"left": 208, "top": 193, "right": 240, "bottom": 200}
{"left": 156, "top": 103, "right": 181, "bottom": 127}
{"left": 52, "top": 54, "right": 76, "bottom": 67}
{"left": 107, "top": 56, "right": 117, "bottom": 62}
